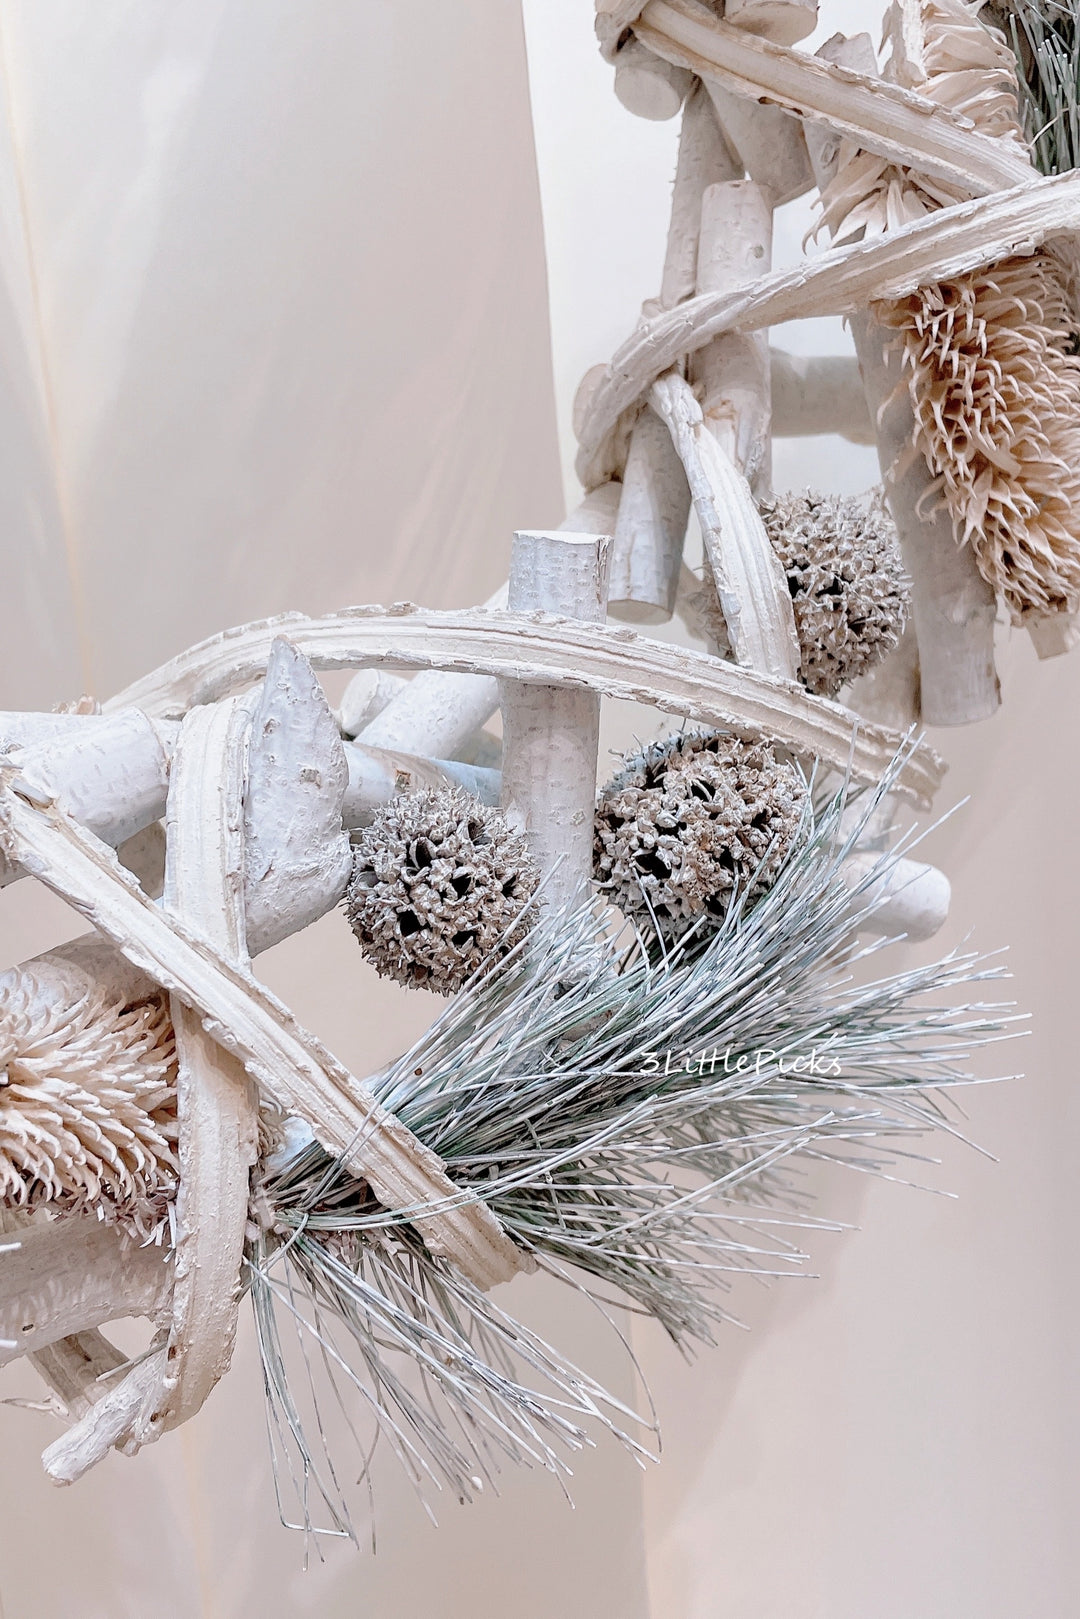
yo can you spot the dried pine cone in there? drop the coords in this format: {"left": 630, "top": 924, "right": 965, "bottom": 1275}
{"left": 0, "top": 959, "right": 178, "bottom": 1235}
{"left": 594, "top": 731, "right": 807, "bottom": 938}
{"left": 345, "top": 788, "right": 540, "bottom": 995}
{"left": 758, "top": 492, "right": 910, "bottom": 698}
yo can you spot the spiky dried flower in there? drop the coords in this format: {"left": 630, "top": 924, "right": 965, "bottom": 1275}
{"left": 758, "top": 492, "right": 911, "bottom": 697}
{"left": 818, "top": 1, "right": 1030, "bottom": 241}
{"left": 0, "top": 960, "right": 178, "bottom": 1233}
{"left": 593, "top": 731, "right": 807, "bottom": 937}
{"left": 820, "top": 0, "right": 1080, "bottom": 620}
{"left": 345, "top": 788, "right": 540, "bottom": 995}
{"left": 876, "top": 251, "right": 1080, "bottom": 619}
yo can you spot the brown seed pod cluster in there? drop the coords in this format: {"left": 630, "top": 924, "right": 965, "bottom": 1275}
{"left": 593, "top": 731, "right": 807, "bottom": 938}
{"left": 875, "top": 252, "right": 1080, "bottom": 621}
{"left": 345, "top": 788, "right": 540, "bottom": 995}
{"left": 0, "top": 960, "right": 178, "bottom": 1234}
{"left": 759, "top": 492, "right": 911, "bottom": 698}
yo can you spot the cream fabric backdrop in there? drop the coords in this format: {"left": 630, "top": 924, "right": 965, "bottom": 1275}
{"left": 0, "top": 4, "right": 650, "bottom": 1615}
{"left": 524, "top": 3, "right": 1079, "bottom": 1615}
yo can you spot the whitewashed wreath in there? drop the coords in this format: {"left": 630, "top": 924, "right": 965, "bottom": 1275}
{"left": 3, "top": 0, "right": 1071, "bottom": 1540}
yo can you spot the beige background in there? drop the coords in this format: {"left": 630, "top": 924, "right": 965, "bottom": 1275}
{"left": 0, "top": 1, "right": 1076, "bottom": 1615}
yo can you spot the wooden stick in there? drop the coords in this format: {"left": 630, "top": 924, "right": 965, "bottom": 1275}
{"left": 702, "top": 82, "right": 813, "bottom": 206}
{"left": 500, "top": 531, "right": 611, "bottom": 909}
{"left": 769, "top": 349, "right": 874, "bottom": 444}
{"left": 658, "top": 78, "right": 742, "bottom": 312}
{"left": 99, "top": 606, "right": 946, "bottom": 805}
{"left": 0, "top": 1218, "right": 170, "bottom": 1368}
{"left": 634, "top": 0, "right": 1031, "bottom": 196}
{"left": 614, "top": 35, "right": 693, "bottom": 120}
{"left": 357, "top": 484, "right": 622, "bottom": 757}
{"left": 609, "top": 405, "right": 691, "bottom": 623}
{"left": 723, "top": 0, "right": 817, "bottom": 46}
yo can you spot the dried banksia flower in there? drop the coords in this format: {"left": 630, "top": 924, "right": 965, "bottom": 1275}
{"left": 0, "top": 960, "right": 178, "bottom": 1233}
{"left": 345, "top": 788, "right": 540, "bottom": 995}
{"left": 758, "top": 492, "right": 911, "bottom": 697}
{"left": 876, "top": 252, "right": 1080, "bottom": 620}
{"left": 594, "top": 732, "right": 807, "bottom": 938}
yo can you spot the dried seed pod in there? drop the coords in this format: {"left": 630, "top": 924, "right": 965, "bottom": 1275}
{"left": 594, "top": 731, "right": 807, "bottom": 937}
{"left": 345, "top": 788, "right": 540, "bottom": 995}
{"left": 876, "top": 252, "right": 1080, "bottom": 621}
{"left": 0, "top": 960, "right": 178, "bottom": 1234}
{"left": 759, "top": 492, "right": 911, "bottom": 697}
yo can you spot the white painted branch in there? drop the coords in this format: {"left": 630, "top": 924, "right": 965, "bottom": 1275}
{"left": 659, "top": 78, "right": 742, "bottom": 311}
{"left": 574, "top": 168, "right": 1080, "bottom": 486}
{"left": 142, "top": 695, "right": 259, "bottom": 1445}
{"left": 0, "top": 777, "right": 531, "bottom": 1293}
{"left": 846, "top": 623, "right": 922, "bottom": 733}
{"left": 500, "top": 532, "right": 611, "bottom": 911}
{"left": 343, "top": 745, "right": 499, "bottom": 827}
{"left": 614, "top": 35, "right": 692, "bottom": 120}
{"left": 0, "top": 1217, "right": 170, "bottom": 1368}
{"left": 595, "top": 0, "right": 648, "bottom": 60}
{"left": 43, "top": 1345, "right": 168, "bottom": 1485}
{"left": 650, "top": 372, "right": 800, "bottom": 681}
{"left": 723, "top": 0, "right": 817, "bottom": 45}
{"left": 1025, "top": 613, "right": 1080, "bottom": 661}
{"left": 806, "top": 32, "right": 999, "bottom": 727}
{"left": 842, "top": 851, "right": 951, "bottom": 942}
{"left": 693, "top": 177, "right": 773, "bottom": 486}
{"left": 0, "top": 714, "right": 93, "bottom": 752}
{"left": 769, "top": 349, "right": 874, "bottom": 445}
{"left": 703, "top": 81, "right": 812, "bottom": 206}
{"left": 338, "top": 669, "right": 408, "bottom": 738}
{"left": 30, "top": 1331, "right": 129, "bottom": 1423}
{"left": 100, "top": 606, "right": 945, "bottom": 805}
{"left": 4, "top": 710, "right": 177, "bottom": 864}
{"left": 243, "top": 639, "right": 352, "bottom": 955}
{"left": 609, "top": 405, "right": 691, "bottom": 623}
{"left": 634, "top": 0, "right": 1031, "bottom": 196}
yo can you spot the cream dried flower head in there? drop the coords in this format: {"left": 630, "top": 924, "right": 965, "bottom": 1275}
{"left": 594, "top": 732, "right": 807, "bottom": 939}
{"left": 877, "top": 250, "right": 1080, "bottom": 620}
{"left": 0, "top": 959, "right": 178, "bottom": 1234}
{"left": 345, "top": 788, "right": 540, "bottom": 995}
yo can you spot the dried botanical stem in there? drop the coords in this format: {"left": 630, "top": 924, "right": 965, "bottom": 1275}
{"left": 0, "top": 1217, "right": 170, "bottom": 1367}
{"left": 650, "top": 371, "right": 801, "bottom": 680}
{"left": 98, "top": 606, "right": 945, "bottom": 804}
{"left": 500, "top": 531, "right": 611, "bottom": 910}
{"left": 149, "top": 696, "right": 259, "bottom": 1441}
{"left": 43, "top": 1346, "right": 169, "bottom": 1485}
{"left": 343, "top": 746, "right": 499, "bottom": 826}
{"left": 634, "top": 0, "right": 1032, "bottom": 194}
{"left": 0, "top": 775, "right": 530, "bottom": 1293}
{"left": 769, "top": 349, "right": 874, "bottom": 444}
{"left": 575, "top": 167, "right": 1080, "bottom": 486}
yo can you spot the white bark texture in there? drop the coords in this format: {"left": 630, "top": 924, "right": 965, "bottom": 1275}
{"left": 0, "top": 1217, "right": 170, "bottom": 1369}
{"left": 703, "top": 81, "right": 812, "bottom": 206}
{"left": 769, "top": 349, "right": 874, "bottom": 445}
{"left": 500, "top": 530, "right": 611, "bottom": 910}
{"left": 722, "top": 0, "right": 817, "bottom": 45}
{"left": 614, "top": 36, "right": 693, "bottom": 120}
